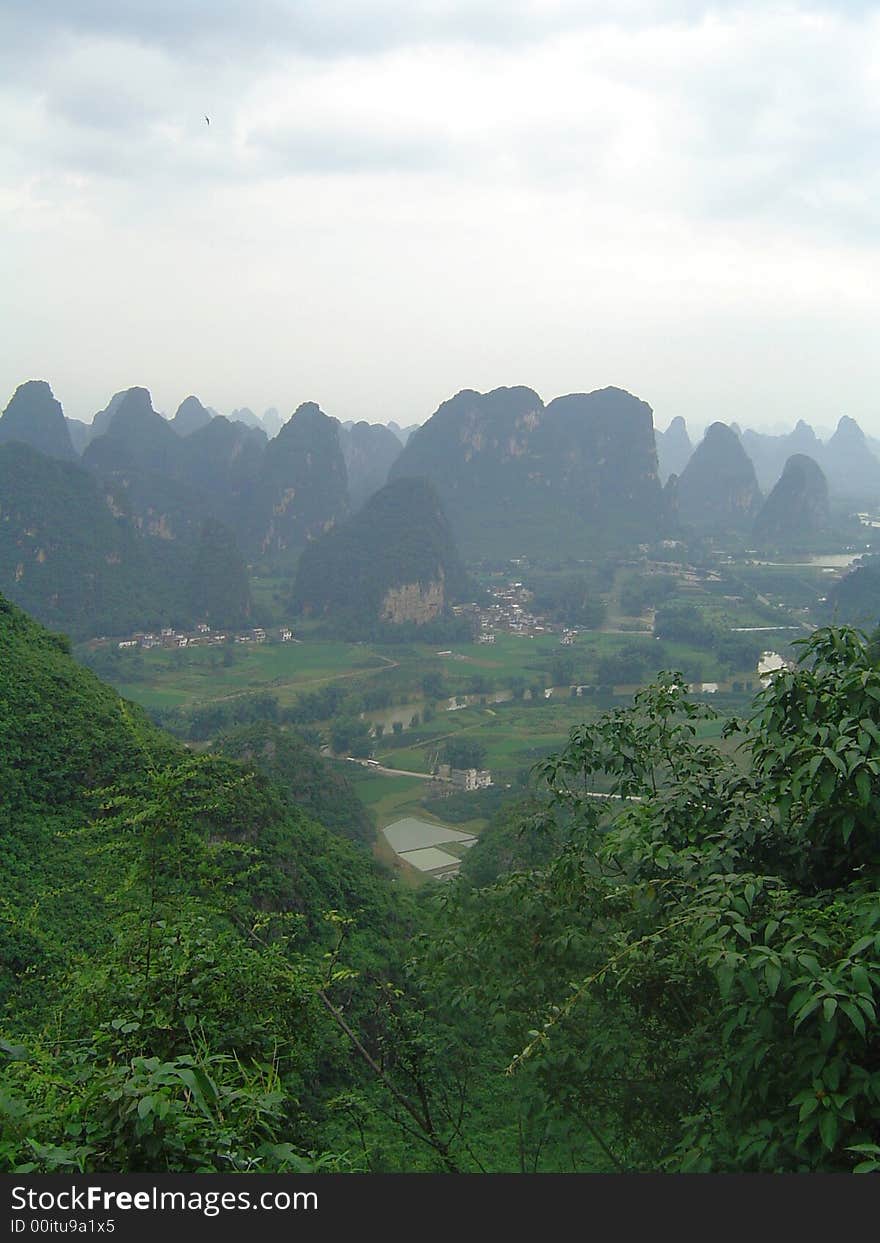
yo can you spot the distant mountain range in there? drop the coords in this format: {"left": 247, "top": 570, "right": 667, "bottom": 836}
{"left": 3, "top": 374, "right": 880, "bottom": 637}
{"left": 389, "top": 385, "right": 666, "bottom": 560}
{"left": 655, "top": 416, "right": 692, "bottom": 483}
{"left": 655, "top": 413, "right": 880, "bottom": 505}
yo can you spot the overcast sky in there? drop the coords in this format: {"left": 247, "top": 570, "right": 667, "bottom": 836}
{"left": 1, "top": 1, "right": 879, "bottom": 435}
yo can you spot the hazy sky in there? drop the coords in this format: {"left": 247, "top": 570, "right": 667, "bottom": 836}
{"left": 2, "top": 1, "right": 879, "bottom": 434}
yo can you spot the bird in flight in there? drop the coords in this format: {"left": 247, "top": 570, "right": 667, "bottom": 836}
{"left": 205, "top": 115, "right": 210, "bottom": 125}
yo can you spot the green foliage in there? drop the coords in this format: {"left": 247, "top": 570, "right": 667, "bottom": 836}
{"left": 159, "top": 692, "right": 280, "bottom": 741}
{"left": 215, "top": 722, "right": 375, "bottom": 846}
{"left": 417, "top": 627, "right": 880, "bottom": 1170}
{"left": 0, "top": 592, "right": 411, "bottom": 1172}
{"left": 653, "top": 601, "right": 717, "bottom": 647}
{"left": 421, "top": 672, "right": 447, "bottom": 699}
{"left": 619, "top": 572, "right": 677, "bottom": 616}
{"left": 459, "top": 798, "right": 559, "bottom": 888}
{"left": 329, "top": 716, "right": 374, "bottom": 758}
{"left": 654, "top": 601, "right": 764, "bottom": 673}
{"left": 825, "top": 560, "right": 880, "bottom": 629}
{"left": 594, "top": 641, "right": 657, "bottom": 686}
{"left": 8, "top": 579, "right": 880, "bottom": 1173}
{"left": 528, "top": 574, "right": 607, "bottom": 629}
{"left": 0, "top": 444, "right": 196, "bottom": 639}
{"left": 441, "top": 738, "right": 488, "bottom": 770}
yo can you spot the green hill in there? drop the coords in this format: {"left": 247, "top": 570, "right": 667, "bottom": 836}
{"left": 214, "top": 721, "right": 375, "bottom": 846}
{"left": 0, "top": 442, "right": 193, "bottom": 637}
{"left": 676, "top": 421, "right": 763, "bottom": 530}
{"left": 291, "top": 476, "right": 468, "bottom": 635}
{"left": 753, "top": 453, "right": 830, "bottom": 548}
{"left": 824, "top": 559, "right": 880, "bottom": 628}
{"left": 0, "top": 442, "right": 258, "bottom": 638}
{"left": 0, "top": 592, "right": 405, "bottom": 1171}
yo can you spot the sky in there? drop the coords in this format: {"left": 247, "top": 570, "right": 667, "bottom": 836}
{"left": 1, "top": 1, "right": 879, "bottom": 435}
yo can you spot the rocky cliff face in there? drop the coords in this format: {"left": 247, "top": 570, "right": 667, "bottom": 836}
{"left": 753, "top": 454, "right": 830, "bottom": 546}
{"left": 80, "top": 388, "right": 216, "bottom": 546}
{"left": 380, "top": 576, "right": 445, "bottom": 624}
{"left": 389, "top": 385, "right": 665, "bottom": 559}
{"left": 676, "top": 422, "right": 762, "bottom": 530}
{"left": 0, "top": 380, "right": 77, "bottom": 462}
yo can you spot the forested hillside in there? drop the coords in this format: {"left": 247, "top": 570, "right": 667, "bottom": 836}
{"left": 0, "top": 443, "right": 195, "bottom": 637}
{"left": 0, "top": 594, "right": 410, "bottom": 1170}
{"left": 291, "top": 477, "right": 468, "bottom": 635}
{"left": 2, "top": 592, "right": 879, "bottom": 1172}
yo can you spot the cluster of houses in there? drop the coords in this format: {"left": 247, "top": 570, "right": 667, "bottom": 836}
{"left": 452, "top": 581, "right": 559, "bottom": 641}
{"left": 115, "top": 624, "right": 294, "bottom": 651}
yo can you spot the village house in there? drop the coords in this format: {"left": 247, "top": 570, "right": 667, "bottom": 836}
{"left": 448, "top": 767, "right": 493, "bottom": 791}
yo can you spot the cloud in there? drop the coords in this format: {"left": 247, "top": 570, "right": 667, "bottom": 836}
{"left": 1, "top": 1, "right": 879, "bottom": 429}
{"left": 4, "top": 2, "right": 874, "bottom": 68}
{"left": 2, "top": 2, "right": 876, "bottom": 231}
{"left": 0, "top": 2, "right": 740, "bottom": 63}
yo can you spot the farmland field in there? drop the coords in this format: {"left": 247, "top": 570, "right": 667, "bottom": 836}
{"left": 109, "top": 639, "right": 394, "bottom": 710}
{"left": 76, "top": 565, "right": 795, "bottom": 894}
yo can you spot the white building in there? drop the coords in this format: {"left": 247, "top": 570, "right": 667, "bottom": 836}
{"left": 449, "top": 768, "right": 493, "bottom": 791}
{"left": 757, "top": 651, "right": 791, "bottom": 686}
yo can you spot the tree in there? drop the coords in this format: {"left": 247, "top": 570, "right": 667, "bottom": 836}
{"left": 420, "top": 628, "right": 880, "bottom": 1171}
{"left": 549, "top": 651, "right": 577, "bottom": 687}
{"left": 441, "top": 739, "right": 487, "bottom": 770}
{"left": 653, "top": 601, "right": 715, "bottom": 647}
{"left": 330, "top": 716, "right": 372, "bottom": 757}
